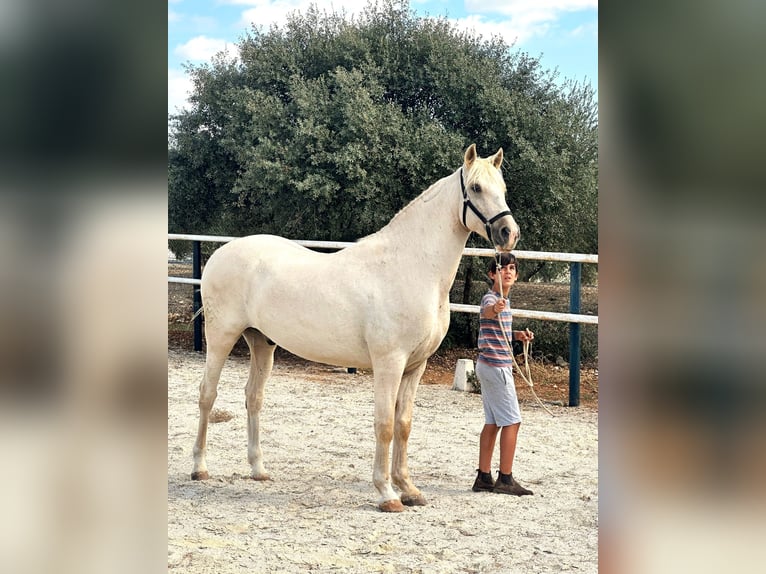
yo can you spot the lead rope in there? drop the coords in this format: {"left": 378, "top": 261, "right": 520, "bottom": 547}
{"left": 495, "top": 253, "right": 556, "bottom": 417}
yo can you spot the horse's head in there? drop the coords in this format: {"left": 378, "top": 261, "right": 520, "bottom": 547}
{"left": 460, "top": 144, "right": 520, "bottom": 251}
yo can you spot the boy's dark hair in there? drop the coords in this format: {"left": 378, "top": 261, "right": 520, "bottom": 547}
{"left": 487, "top": 252, "right": 517, "bottom": 274}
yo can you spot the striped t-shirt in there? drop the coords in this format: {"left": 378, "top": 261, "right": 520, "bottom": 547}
{"left": 477, "top": 290, "right": 513, "bottom": 367}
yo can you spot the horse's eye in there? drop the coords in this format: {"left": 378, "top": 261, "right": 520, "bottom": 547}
{"left": 471, "top": 184, "right": 482, "bottom": 194}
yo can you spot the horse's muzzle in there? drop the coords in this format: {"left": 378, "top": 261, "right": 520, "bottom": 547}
{"left": 491, "top": 216, "right": 520, "bottom": 251}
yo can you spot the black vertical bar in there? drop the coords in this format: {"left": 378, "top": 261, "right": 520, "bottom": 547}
{"left": 192, "top": 241, "right": 202, "bottom": 352}
{"left": 568, "top": 262, "right": 582, "bottom": 406}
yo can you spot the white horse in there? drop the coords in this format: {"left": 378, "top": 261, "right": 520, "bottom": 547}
{"left": 191, "top": 144, "right": 519, "bottom": 512}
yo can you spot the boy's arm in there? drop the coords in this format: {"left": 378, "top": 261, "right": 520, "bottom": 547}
{"left": 481, "top": 296, "right": 506, "bottom": 319}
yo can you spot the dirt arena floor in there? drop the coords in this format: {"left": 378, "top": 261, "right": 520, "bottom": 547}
{"left": 168, "top": 349, "right": 598, "bottom": 573}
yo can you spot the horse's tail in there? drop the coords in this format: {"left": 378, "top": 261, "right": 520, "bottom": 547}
{"left": 190, "top": 305, "right": 204, "bottom": 322}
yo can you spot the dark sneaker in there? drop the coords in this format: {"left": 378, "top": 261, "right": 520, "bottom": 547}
{"left": 493, "top": 473, "right": 533, "bottom": 496}
{"left": 472, "top": 469, "right": 495, "bottom": 492}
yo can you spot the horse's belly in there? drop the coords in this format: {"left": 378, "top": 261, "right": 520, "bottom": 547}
{"left": 259, "top": 308, "right": 445, "bottom": 372}
{"left": 257, "top": 321, "right": 373, "bottom": 369}
{"left": 283, "top": 340, "right": 372, "bottom": 370}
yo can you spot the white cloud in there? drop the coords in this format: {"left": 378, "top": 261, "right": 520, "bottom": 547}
{"left": 174, "top": 35, "right": 237, "bottom": 62}
{"left": 460, "top": 0, "right": 596, "bottom": 44}
{"left": 223, "top": 0, "right": 594, "bottom": 43}
{"left": 229, "top": 0, "right": 369, "bottom": 30}
{"left": 570, "top": 20, "right": 597, "bottom": 39}
{"left": 168, "top": 68, "right": 194, "bottom": 115}
{"left": 449, "top": 14, "right": 543, "bottom": 45}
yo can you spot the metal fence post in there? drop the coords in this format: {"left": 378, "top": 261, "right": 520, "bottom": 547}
{"left": 192, "top": 241, "right": 202, "bottom": 352}
{"left": 568, "top": 262, "right": 582, "bottom": 406}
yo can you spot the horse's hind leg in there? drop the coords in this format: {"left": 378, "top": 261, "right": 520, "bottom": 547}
{"left": 191, "top": 326, "right": 242, "bottom": 480}
{"left": 242, "top": 329, "right": 276, "bottom": 481}
{"left": 392, "top": 360, "right": 428, "bottom": 507}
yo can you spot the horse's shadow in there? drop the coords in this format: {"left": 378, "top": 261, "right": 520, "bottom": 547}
{"left": 168, "top": 472, "right": 477, "bottom": 514}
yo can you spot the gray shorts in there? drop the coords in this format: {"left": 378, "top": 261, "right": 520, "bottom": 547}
{"left": 476, "top": 360, "right": 521, "bottom": 426}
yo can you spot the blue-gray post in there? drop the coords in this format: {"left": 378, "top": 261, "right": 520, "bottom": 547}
{"left": 568, "top": 262, "right": 582, "bottom": 406}
{"left": 192, "top": 241, "right": 203, "bottom": 352}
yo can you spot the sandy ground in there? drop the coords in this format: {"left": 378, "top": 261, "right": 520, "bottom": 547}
{"left": 168, "top": 350, "right": 598, "bottom": 573}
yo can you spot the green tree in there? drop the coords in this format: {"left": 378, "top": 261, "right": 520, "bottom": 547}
{"left": 168, "top": 0, "right": 597, "bottom": 347}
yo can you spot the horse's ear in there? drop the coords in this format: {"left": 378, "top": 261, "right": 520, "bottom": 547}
{"left": 464, "top": 143, "right": 477, "bottom": 167}
{"left": 492, "top": 148, "right": 504, "bottom": 169}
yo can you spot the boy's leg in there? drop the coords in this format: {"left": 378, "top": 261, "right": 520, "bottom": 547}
{"left": 494, "top": 422, "right": 533, "bottom": 495}
{"left": 498, "top": 422, "right": 520, "bottom": 475}
{"left": 473, "top": 424, "right": 500, "bottom": 492}
{"left": 479, "top": 424, "right": 500, "bottom": 472}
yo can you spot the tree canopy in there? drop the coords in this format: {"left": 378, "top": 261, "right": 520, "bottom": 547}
{"left": 169, "top": 0, "right": 597, "bottom": 275}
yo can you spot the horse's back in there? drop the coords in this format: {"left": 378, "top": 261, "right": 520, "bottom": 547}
{"left": 203, "top": 235, "right": 315, "bottom": 284}
{"left": 205, "top": 234, "right": 307, "bottom": 266}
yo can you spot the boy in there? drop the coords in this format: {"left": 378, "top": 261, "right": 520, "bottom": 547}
{"left": 472, "top": 253, "right": 534, "bottom": 495}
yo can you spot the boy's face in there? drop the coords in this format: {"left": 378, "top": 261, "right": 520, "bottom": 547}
{"left": 490, "top": 263, "right": 517, "bottom": 292}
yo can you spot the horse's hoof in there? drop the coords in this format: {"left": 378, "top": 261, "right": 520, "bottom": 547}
{"left": 379, "top": 499, "right": 405, "bottom": 513}
{"left": 401, "top": 493, "right": 427, "bottom": 507}
{"left": 191, "top": 471, "right": 209, "bottom": 481}
{"left": 250, "top": 472, "right": 271, "bottom": 481}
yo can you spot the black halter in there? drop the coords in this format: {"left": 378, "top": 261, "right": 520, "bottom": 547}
{"left": 459, "top": 168, "right": 512, "bottom": 242}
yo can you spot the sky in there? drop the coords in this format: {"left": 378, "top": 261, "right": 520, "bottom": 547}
{"left": 168, "top": 0, "right": 597, "bottom": 118}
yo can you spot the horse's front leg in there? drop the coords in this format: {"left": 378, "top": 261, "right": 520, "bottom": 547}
{"left": 392, "top": 361, "right": 428, "bottom": 507}
{"left": 372, "top": 361, "right": 406, "bottom": 512}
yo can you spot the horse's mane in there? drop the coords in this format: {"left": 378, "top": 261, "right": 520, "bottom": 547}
{"left": 356, "top": 157, "right": 504, "bottom": 245}
{"left": 356, "top": 176, "right": 451, "bottom": 245}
